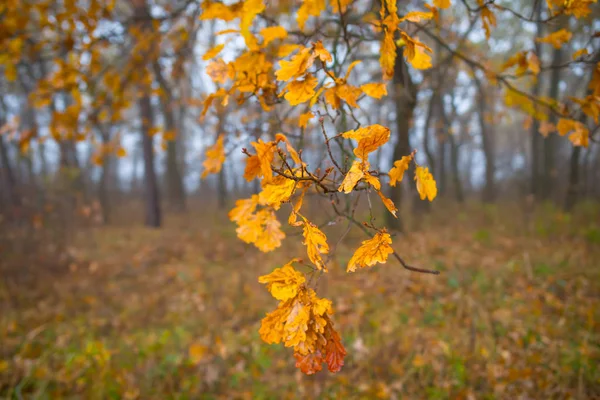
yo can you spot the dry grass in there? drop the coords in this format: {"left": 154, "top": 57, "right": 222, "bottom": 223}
{"left": 1, "top": 200, "right": 599, "bottom": 399}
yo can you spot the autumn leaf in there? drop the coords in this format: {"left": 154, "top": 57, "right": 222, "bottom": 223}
{"left": 400, "top": 32, "right": 432, "bottom": 70}
{"left": 538, "top": 121, "right": 556, "bottom": 137}
{"left": 252, "top": 210, "right": 286, "bottom": 252}
{"left": 275, "top": 47, "right": 315, "bottom": 81}
{"left": 351, "top": 125, "right": 391, "bottom": 160}
{"left": 400, "top": 11, "right": 434, "bottom": 23}
{"left": 229, "top": 195, "right": 259, "bottom": 223}
{"left": 388, "top": 155, "right": 412, "bottom": 186}
{"left": 376, "top": 190, "right": 397, "bottom": 218}
{"left": 240, "top": 0, "right": 265, "bottom": 50}
{"left": 188, "top": 343, "right": 209, "bottom": 364}
{"left": 261, "top": 26, "right": 287, "bottom": 47}
{"left": 347, "top": 230, "right": 394, "bottom": 273}
{"left": 200, "top": 2, "right": 240, "bottom": 21}
{"left": 298, "top": 112, "right": 314, "bottom": 128}
{"left": 258, "top": 175, "right": 297, "bottom": 209}
{"left": 312, "top": 41, "right": 332, "bottom": 63}
{"left": 324, "top": 324, "right": 346, "bottom": 373}
{"left": 297, "top": 0, "right": 326, "bottom": 30}
{"left": 536, "top": 28, "right": 572, "bottom": 49}
{"left": 479, "top": 3, "right": 496, "bottom": 40}
{"left": 433, "top": 0, "right": 451, "bottom": 9}
{"left": 363, "top": 174, "right": 381, "bottom": 190}
{"left": 414, "top": 166, "right": 437, "bottom": 201}
{"left": 294, "top": 351, "right": 324, "bottom": 375}
{"left": 572, "top": 48, "right": 589, "bottom": 60}
{"left": 283, "top": 74, "right": 318, "bottom": 105}
{"left": 361, "top": 83, "right": 388, "bottom": 99}
{"left": 302, "top": 219, "right": 329, "bottom": 271}
{"left": 203, "top": 44, "right": 224, "bottom": 61}
{"left": 244, "top": 155, "right": 261, "bottom": 181}
{"left": 380, "top": 31, "right": 396, "bottom": 80}
{"left": 201, "top": 134, "right": 225, "bottom": 178}
{"left": 275, "top": 133, "right": 303, "bottom": 165}
{"left": 251, "top": 139, "right": 276, "bottom": 182}
{"left": 258, "top": 260, "right": 305, "bottom": 301}
{"left": 288, "top": 187, "right": 307, "bottom": 226}
{"left": 338, "top": 160, "right": 365, "bottom": 193}
{"left": 557, "top": 118, "right": 589, "bottom": 147}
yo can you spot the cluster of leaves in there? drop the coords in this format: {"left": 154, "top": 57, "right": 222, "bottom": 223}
{"left": 199, "top": 0, "right": 600, "bottom": 375}
{"left": 199, "top": 0, "right": 447, "bottom": 373}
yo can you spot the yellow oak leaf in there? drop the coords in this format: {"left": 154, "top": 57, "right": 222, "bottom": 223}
{"left": 236, "top": 212, "right": 265, "bottom": 244}
{"left": 277, "top": 44, "right": 302, "bottom": 57}
{"left": 240, "top": 0, "right": 265, "bottom": 50}
{"left": 288, "top": 187, "right": 307, "bottom": 226}
{"left": 283, "top": 74, "right": 318, "bottom": 105}
{"left": 258, "top": 260, "right": 305, "bottom": 301}
{"left": 434, "top": 0, "right": 451, "bottom": 8}
{"left": 388, "top": 155, "right": 412, "bottom": 186}
{"left": 414, "top": 166, "right": 437, "bottom": 201}
{"left": 275, "top": 133, "right": 303, "bottom": 165}
{"left": 338, "top": 160, "right": 365, "bottom": 193}
{"left": 347, "top": 230, "right": 394, "bottom": 273}
{"left": 297, "top": 0, "right": 326, "bottom": 30}
{"left": 302, "top": 218, "right": 329, "bottom": 271}
{"left": 376, "top": 190, "right": 397, "bottom": 218}
{"left": 353, "top": 125, "right": 391, "bottom": 160}
{"left": 557, "top": 118, "right": 589, "bottom": 147}
{"left": 261, "top": 26, "right": 287, "bottom": 47}
{"left": 259, "top": 301, "right": 292, "bottom": 344}
{"left": 244, "top": 155, "right": 261, "bottom": 181}
{"left": 229, "top": 195, "right": 259, "bottom": 223}
{"left": 203, "top": 44, "right": 224, "bottom": 61}
{"left": 201, "top": 134, "right": 225, "bottom": 178}
{"left": 255, "top": 210, "right": 286, "bottom": 252}
{"left": 400, "top": 10, "right": 434, "bottom": 22}
{"left": 363, "top": 174, "right": 381, "bottom": 190}
{"left": 312, "top": 41, "right": 332, "bottom": 63}
{"left": 538, "top": 121, "right": 556, "bottom": 137}
{"left": 572, "top": 48, "right": 589, "bottom": 60}
{"left": 570, "top": 95, "right": 600, "bottom": 123}
{"left": 480, "top": 4, "right": 496, "bottom": 40}
{"left": 275, "top": 47, "right": 315, "bottom": 81}
{"left": 536, "top": 28, "right": 572, "bottom": 49}
{"left": 336, "top": 84, "right": 362, "bottom": 108}
{"left": 206, "top": 59, "right": 230, "bottom": 84}
{"left": 361, "top": 83, "right": 388, "bottom": 99}
{"left": 251, "top": 138, "right": 276, "bottom": 182}
{"left": 282, "top": 299, "right": 311, "bottom": 348}
{"left": 200, "top": 2, "right": 240, "bottom": 21}
{"left": 401, "top": 32, "right": 432, "bottom": 70}
{"left": 380, "top": 31, "right": 396, "bottom": 80}
{"left": 259, "top": 175, "right": 297, "bottom": 210}
{"left": 298, "top": 112, "right": 314, "bottom": 128}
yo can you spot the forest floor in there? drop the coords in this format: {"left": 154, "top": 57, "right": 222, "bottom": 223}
{"left": 1, "top": 201, "right": 599, "bottom": 399}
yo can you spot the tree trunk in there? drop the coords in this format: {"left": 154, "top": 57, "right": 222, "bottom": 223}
{"left": 139, "top": 95, "right": 162, "bottom": 227}
{"left": 422, "top": 92, "right": 436, "bottom": 172}
{"left": 530, "top": 0, "right": 544, "bottom": 198}
{"left": 541, "top": 46, "right": 563, "bottom": 202}
{"left": 153, "top": 61, "right": 186, "bottom": 212}
{"left": 98, "top": 127, "right": 111, "bottom": 224}
{"left": 0, "top": 133, "right": 20, "bottom": 209}
{"left": 387, "top": 51, "right": 417, "bottom": 232}
{"left": 474, "top": 76, "right": 495, "bottom": 203}
{"left": 564, "top": 146, "right": 580, "bottom": 212}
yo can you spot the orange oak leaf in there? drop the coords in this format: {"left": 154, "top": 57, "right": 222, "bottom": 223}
{"left": 347, "top": 230, "right": 394, "bottom": 272}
